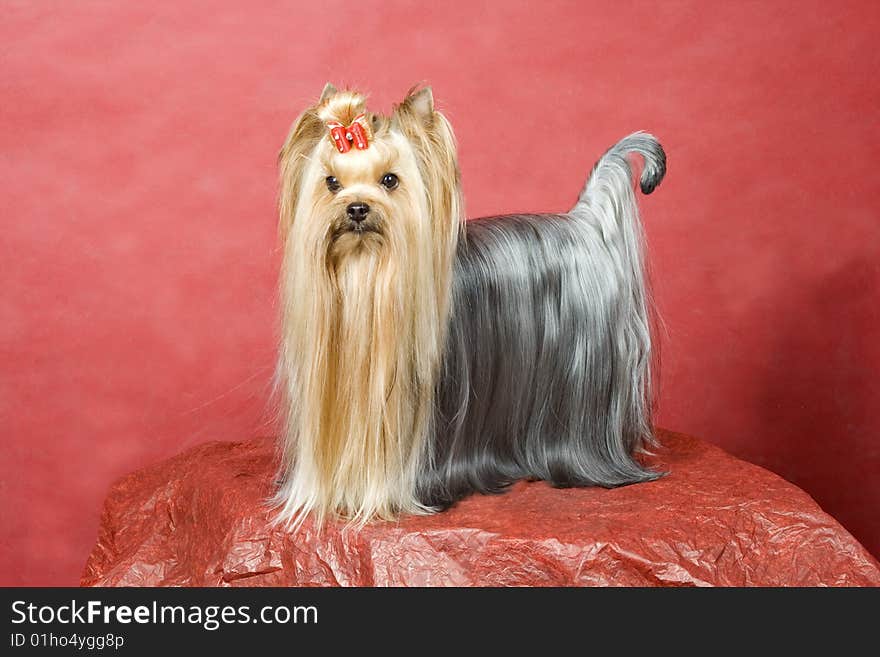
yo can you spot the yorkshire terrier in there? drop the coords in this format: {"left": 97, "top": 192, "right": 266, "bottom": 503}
{"left": 273, "top": 83, "right": 666, "bottom": 527}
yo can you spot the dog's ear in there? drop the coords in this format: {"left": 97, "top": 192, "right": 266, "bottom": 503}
{"left": 278, "top": 106, "right": 325, "bottom": 242}
{"left": 404, "top": 86, "right": 434, "bottom": 120}
{"left": 319, "top": 82, "right": 338, "bottom": 103}
{"left": 395, "top": 85, "right": 434, "bottom": 126}
{"left": 392, "top": 85, "right": 463, "bottom": 265}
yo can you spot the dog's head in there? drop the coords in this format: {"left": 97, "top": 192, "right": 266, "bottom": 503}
{"left": 279, "top": 83, "right": 462, "bottom": 274}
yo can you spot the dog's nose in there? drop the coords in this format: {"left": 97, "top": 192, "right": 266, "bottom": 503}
{"left": 346, "top": 202, "right": 370, "bottom": 223}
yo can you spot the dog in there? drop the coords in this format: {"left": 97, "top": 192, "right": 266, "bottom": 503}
{"left": 273, "top": 83, "right": 665, "bottom": 527}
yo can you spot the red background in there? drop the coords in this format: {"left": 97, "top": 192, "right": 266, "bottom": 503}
{"left": 2, "top": 1, "right": 878, "bottom": 586}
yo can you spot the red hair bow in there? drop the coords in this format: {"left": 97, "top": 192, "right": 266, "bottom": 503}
{"left": 326, "top": 113, "right": 371, "bottom": 153}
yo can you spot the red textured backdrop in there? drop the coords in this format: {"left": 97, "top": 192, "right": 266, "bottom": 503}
{"left": 2, "top": 1, "right": 878, "bottom": 586}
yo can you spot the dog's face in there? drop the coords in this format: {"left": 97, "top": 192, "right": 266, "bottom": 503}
{"left": 314, "top": 116, "right": 425, "bottom": 266}
{"left": 279, "top": 84, "right": 461, "bottom": 276}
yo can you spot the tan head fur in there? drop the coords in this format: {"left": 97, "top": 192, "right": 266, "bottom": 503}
{"left": 274, "top": 83, "right": 463, "bottom": 527}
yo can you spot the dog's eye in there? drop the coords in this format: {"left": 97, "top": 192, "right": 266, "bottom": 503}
{"left": 380, "top": 173, "right": 399, "bottom": 191}
{"left": 325, "top": 176, "right": 341, "bottom": 193}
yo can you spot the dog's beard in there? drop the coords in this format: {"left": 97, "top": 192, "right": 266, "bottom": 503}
{"left": 275, "top": 193, "right": 446, "bottom": 526}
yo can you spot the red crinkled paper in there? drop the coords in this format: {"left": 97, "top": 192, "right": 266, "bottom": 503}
{"left": 81, "top": 429, "right": 880, "bottom": 586}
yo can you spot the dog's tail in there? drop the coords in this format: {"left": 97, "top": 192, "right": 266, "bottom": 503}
{"left": 570, "top": 132, "right": 666, "bottom": 454}
{"left": 571, "top": 131, "right": 666, "bottom": 222}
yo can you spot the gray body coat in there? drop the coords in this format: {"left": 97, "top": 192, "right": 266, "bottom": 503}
{"left": 418, "top": 133, "right": 666, "bottom": 507}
